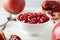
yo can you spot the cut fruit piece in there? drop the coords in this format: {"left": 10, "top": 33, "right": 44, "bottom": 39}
{"left": 0, "top": 29, "right": 6, "bottom": 40}
{"left": 50, "top": 7, "right": 60, "bottom": 20}
{"left": 9, "top": 34, "right": 21, "bottom": 40}
{"left": 41, "top": 1, "right": 59, "bottom": 11}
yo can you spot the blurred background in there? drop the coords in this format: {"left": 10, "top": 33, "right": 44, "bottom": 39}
{"left": 0, "top": 0, "right": 44, "bottom": 8}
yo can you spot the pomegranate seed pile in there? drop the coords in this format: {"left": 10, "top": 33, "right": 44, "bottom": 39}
{"left": 17, "top": 12, "right": 50, "bottom": 24}
{"left": 9, "top": 35, "right": 21, "bottom": 40}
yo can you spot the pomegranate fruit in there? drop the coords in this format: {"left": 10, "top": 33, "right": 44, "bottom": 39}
{"left": 42, "top": 1, "right": 59, "bottom": 11}
{"left": 52, "top": 22, "right": 60, "bottom": 40}
{"left": 50, "top": 7, "right": 60, "bottom": 20}
{"left": 17, "top": 12, "right": 50, "bottom": 24}
{"left": 9, "top": 34, "right": 21, "bottom": 40}
{"left": 42, "top": 1, "right": 60, "bottom": 20}
{"left": 2, "top": 0, "right": 25, "bottom": 14}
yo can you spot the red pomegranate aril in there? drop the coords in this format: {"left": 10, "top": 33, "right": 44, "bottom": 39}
{"left": 23, "top": 19, "right": 28, "bottom": 23}
{"left": 18, "top": 14, "right": 24, "bottom": 21}
{"left": 40, "top": 14, "right": 45, "bottom": 17}
{"left": 28, "top": 15, "right": 34, "bottom": 19}
{"left": 23, "top": 15, "right": 28, "bottom": 20}
{"left": 30, "top": 17, "right": 37, "bottom": 24}
{"left": 37, "top": 16, "right": 40, "bottom": 20}
{"left": 41, "top": 17, "right": 45, "bottom": 20}
{"left": 45, "top": 17, "right": 49, "bottom": 21}
{"left": 37, "top": 20, "right": 41, "bottom": 24}
{"left": 40, "top": 19, "right": 43, "bottom": 23}
{"left": 28, "top": 19, "right": 36, "bottom": 24}
{"left": 28, "top": 20, "right": 32, "bottom": 24}
{"left": 17, "top": 12, "right": 50, "bottom": 24}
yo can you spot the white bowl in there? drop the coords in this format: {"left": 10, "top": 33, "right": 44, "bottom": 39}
{"left": 17, "top": 18, "right": 52, "bottom": 36}
{"left": 16, "top": 8, "right": 54, "bottom": 37}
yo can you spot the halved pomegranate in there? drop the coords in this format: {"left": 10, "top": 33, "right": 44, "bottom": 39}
{"left": 42, "top": 1, "right": 59, "bottom": 11}
{"left": 9, "top": 34, "right": 21, "bottom": 40}
{"left": 50, "top": 6, "right": 60, "bottom": 20}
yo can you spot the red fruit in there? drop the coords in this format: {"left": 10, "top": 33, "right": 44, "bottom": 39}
{"left": 50, "top": 7, "right": 60, "bottom": 16}
{"left": 3, "top": 0, "right": 25, "bottom": 14}
{"left": 9, "top": 34, "right": 21, "bottom": 40}
{"left": 40, "top": 13, "right": 46, "bottom": 17}
{"left": 40, "top": 19, "right": 44, "bottom": 23}
{"left": 52, "top": 22, "right": 60, "bottom": 40}
{"left": 23, "top": 15, "right": 28, "bottom": 20}
{"left": 30, "top": 17, "right": 37, "bottom": 24}
{"left": 42, "top": 1, "right": 59, "bottom": 11}
{"left": 37, "top": 16, "right": 40, "bottom": 20}
{"left": 0, "top": 30, "right": 6, "bottom": 40}
{"left": 50, "top": 6, "right": 60, "bottom": 20}
{"left": 17, "top": 14, "right": 24, "bottom": 21}
{"left": 17, "top": 12, "right": 50, "bottom": 24}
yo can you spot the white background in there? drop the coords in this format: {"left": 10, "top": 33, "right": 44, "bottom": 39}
{"left": 0, "top": 0, "right": 44, "bottom": 8}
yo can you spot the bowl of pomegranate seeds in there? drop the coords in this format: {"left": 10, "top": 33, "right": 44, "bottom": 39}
{"left": 17, "top": 12, "right": 51, "bottom": 36}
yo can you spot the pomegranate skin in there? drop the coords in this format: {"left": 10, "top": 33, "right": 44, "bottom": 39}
{"left": 2, "top": 0, "right": 25, "bottom": 14}
{"left": 52, "top": 22, "right": 60, "bottom": 40}
{"left": 42, "top": 1, "right": 59, "bottom": 11}
{"left": 9, "top": 34, "right": 21, "bottom": 40}
{"left": 50, "top": 6, "right": 60, "bottom": 20}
